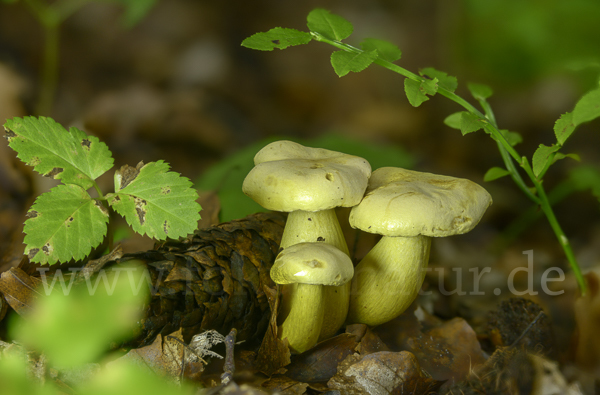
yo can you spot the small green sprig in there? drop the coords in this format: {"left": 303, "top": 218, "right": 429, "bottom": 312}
{"left": 242, "top": 8, "right": 600, "bottom": 295}
{"left": 4, "top": 116, "right": 201, "bottom": 265}
{"left": 0, "top": 0, "right": 158, "bottom": 115}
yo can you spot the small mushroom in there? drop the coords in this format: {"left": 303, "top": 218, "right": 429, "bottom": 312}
{"left": 347, "top": 167, "right": 492, "bottom": 326}
{"left": 271, "top": 242, "right": 354, "bottom": 353}
{"left": 243, "top": 140, "right": 371, "bottom": 339}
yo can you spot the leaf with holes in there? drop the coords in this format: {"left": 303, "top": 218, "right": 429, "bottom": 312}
{"left": 23, "top": 184, "right": 109, "bottom": 265}
{"left": 330, "top": 50, "right": 377, "bottom": 77}
{"left": 3, "top": 116, "right": 114, "bottom": 190}
{"left": 106, "top": 161, "right": 201, "bottom": 240}
{"left": 241, "top": 28, "right": 312, "bottom": 51}
{"left": 307, "top": 8, "right": 353, "bottom": 41}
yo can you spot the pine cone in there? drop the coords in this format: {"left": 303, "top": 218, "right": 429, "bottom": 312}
{"left": 121, "top": 212, "right": 285, "bottom": 347}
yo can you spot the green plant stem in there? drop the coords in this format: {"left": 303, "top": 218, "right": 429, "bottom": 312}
{"left": 310, "top": 32, "right": 588, "bottom": 295}
{"left": 24, "top": 0, "right": 88, "bottom": 115}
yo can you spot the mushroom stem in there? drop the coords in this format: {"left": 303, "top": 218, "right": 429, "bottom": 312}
{"left": 347, "top": 235, "right": 431, "bottom": 326}
{"left": 280, "top": 209, "right": 349, "bottom": 254}
{"left": 278, "top": 283, "right": 325, "bottom": 354}
{"left": 278, "top": 208, "right": 351, "bottom": 341}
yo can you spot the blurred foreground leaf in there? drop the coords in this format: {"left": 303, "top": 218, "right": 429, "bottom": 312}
{"left": 11, "top": 264, "right": 149, "bottom": 368}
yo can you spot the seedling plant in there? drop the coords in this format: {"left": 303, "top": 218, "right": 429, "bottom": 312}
{"left": 3, "top": 116, "right": 201, "bottom": 265}
{"left": 0, "top": 0, "right": 158, "bottom": 115}
{"left": 242, "top": 8, "right": 600, "bottom": 296}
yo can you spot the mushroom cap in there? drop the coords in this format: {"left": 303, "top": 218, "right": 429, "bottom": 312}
{"left": 242, "top": 140, "right": 371, "bottom": 212}
{"left": 270, "top": 242, "right": 354, "bottom": 286}
{"left": 349, "top": 167, "right": 492, "bottom": 237}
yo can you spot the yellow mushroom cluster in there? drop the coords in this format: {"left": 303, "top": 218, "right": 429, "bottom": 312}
{"left": 243, "top": 140, "right": 492, "bottom": 354}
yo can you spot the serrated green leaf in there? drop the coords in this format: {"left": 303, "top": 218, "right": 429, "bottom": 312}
{"left": 484, "top": 167, "right": 510, "bottom": 182}
{"left": 307, "top": 8, "right": 353, "bottom": 41}
{"left": 500, "top": 129, "right": 523, "bottom": 146}
{"left": 106, "top": 161, "right": 200, "bottom": 240}
{"left": 113, "top": 0, "right": 157, "bottom": 27}
{"left": 421, "top": 78, "right": 438, "bottom": 96}
{"left": 573, "top": 88, "right": 600, "bottom": 126}
{"left": 554, "top": 112, "right": 576, "bottom": 146}
{"left": 420, "top": 67, "right": 458, "bottom": 93}
{"left": 460, "top": 112, "right": 486, "bottom": 135}
{"left": 330, "top": 50, "right": 377, "bottom": 77}
{"left": 404, "top": 78, "right": 439, "bottom": 107}
{"left": 242, "top": 28, "right": 312, "bottom": 51}
{"left": 532, "top": 144, "right": 560, "bottom": 178}
{"left": 23, "top": 184, "right": 109, "bottom": 265}
{"left": 4, "top": 116, "right": 114, "bottom": 190}
{"left": 444, "top": 112, "right": 465, "bottom": 130}
{"left": 360, "top": 38, "right": 401, "bottom": 62}
{"left": 467, "top": 82, "right": 493, "bottom": 101}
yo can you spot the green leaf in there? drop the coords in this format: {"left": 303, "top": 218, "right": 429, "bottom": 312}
{"left": 307, "top": 8, "right": 353, "bottom": 41}
{"left": 83, "top": 363, "right": 195, "bottom": 395}
{"left": 4, "top": 116, "right": 114, "bottom": 190}
{"left": 12, "top": 264, "right": 148, "bottom": 367}
{"left": 113, "top": 0, "right": 157, "bottom": 27}
{"left": 460, "top": 112, "right": 487, "bottom": 135}
{"left": 467, "top": 82, "right": 493, "bottom": 101}
{"left": 330, "top": 50, "right": 378, "bottom": 77}
{"left": 241, "top": 28, "right": 312, "bottom": 51}
{"left": 0, "top": 354, "right": 59, "bottom": 395}
{"left": 484, "top": 167, "right": 510, "bottom": 182}
{"left": 420, "top": 67, "right": 458, "bottom": 93}
{"left": 360, "top": 38, "right": 401, "bottom": 62}
{"left": 554, "top": 112, "right": 576, "bottom": 145}
{"left": 570, "top": 165, "right": 600, "bottom": 199}
{"left": 553, "top": 152, "right": 580, "bottom": 163}
{"left": 23, "top": 184, "right": 109, "bottom": 265}
{"left": 573, "top": 88, "right": 600, "bottom": 126}
{"left": 404, "top": 78, "right": 439, "bottom": 107}
{"left": 444, "top": 112, "right": 465, "bottom": 130}
{"left": 106, "top": 161, "right": 200, "bottom": 240}
{"left": 532, "top": 144, "right": 560, "bottom": 178}
{"left": 500, "top": 129, "right": 523, "bottom": 146}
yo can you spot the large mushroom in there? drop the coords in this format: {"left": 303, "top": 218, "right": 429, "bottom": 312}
{"left": 271, "top": 242, "right": 354, "bottom": 353}
{"left": 243, "top": 140, "right": 371, "bottom": 340}
{"left": 346, "top": 167, "right": 492, "bottom": 326}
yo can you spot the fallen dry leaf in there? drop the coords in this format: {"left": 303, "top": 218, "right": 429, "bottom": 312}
{"left": 328, "top": 351, "right": 439, "bottom": 395}
{"left": 255, "top": 285, "right": 291, "bottom": 376}
{"left": 0, "top": 267, "right": 42, "bottom": 316}
{"left": 285, "top": 333, "right": 357, "bottom": 383}
{"left": 400, "top": 317, "right": 487, "bottom": 389}
{"left": 261, "top": 376, "right": 308, "bottom": 394}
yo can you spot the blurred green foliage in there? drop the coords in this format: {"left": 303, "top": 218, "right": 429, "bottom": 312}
{"left": 452, "top": 0, "right": 600, "bottom": 86}
{"left": 195, "top": 134, "right": 415, "bottom": 222}
{"left": 9, "top": 264, "right": 148, "bottom": 368}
